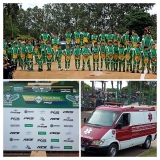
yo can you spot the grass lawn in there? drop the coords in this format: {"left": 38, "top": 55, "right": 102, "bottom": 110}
{"left": 138, "top": 148, "right": 157, "bottom": 157}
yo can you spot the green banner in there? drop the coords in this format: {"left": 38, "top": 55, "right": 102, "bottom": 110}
{"left": 3, "top": 91, "right": 79, "bottom": 108}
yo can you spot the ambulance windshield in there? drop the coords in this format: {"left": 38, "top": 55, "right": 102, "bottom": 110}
{"left": 86, "top": 110, "right": 120, "bottom": 127}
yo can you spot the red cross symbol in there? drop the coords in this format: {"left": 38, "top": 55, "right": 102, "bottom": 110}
{"left": 148, "top": 113, "right": 152, "bottom": 121}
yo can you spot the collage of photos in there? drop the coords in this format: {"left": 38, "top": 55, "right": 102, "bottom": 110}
{"left": 3, "top": 2, "right": 157, "bottom": 158}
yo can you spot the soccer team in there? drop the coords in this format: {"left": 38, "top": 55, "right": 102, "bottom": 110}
{"left": 3, "top": 28, "right": 157, "bottom": 74}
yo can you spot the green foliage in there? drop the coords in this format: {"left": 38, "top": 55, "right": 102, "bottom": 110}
{"left": 84, "top": 83, "right": 92, "bottom": 91}
{"left": 19, "top": 35, "right": 35, "bottom": 40}
{"left": 123, "top": 9, "right": 154, "bottom": 39}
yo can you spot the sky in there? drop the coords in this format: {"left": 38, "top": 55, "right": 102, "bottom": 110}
{"left": 84, "top": 81, "right": 128, "bottom": 89}
{"left": 21, "top": 3, "right": 157, "bottom": 15}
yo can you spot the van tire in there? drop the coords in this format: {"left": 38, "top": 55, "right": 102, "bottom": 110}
{"left": 142, "top": 136, "right": 151, "bottom": 149}
{"left": 107, "top": 143, "right": 118, "bottom": 157}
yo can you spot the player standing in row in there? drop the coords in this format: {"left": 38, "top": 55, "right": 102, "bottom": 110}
{"left": 65, "top": 29, "right": 72, "bottom": 47}
{"left": 81, "top": 28, "right": 90, "bottom": 49}
{"left": 73, "top": 43, "right": 81, "bottom": 71}
{"left": 63, "top": 44, "right": 72, "bottom": 70}
{"left": 74, "top": 28, "right": 81, "bottom": 45}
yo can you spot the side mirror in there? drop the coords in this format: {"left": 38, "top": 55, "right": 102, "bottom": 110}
{"left": 84, "top": 118, "right": 86, "bottom": 123}
{"left": 114, "top": 123, "right": 122, "bottom": 129}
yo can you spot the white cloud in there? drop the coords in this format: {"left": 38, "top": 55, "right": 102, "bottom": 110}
{"left": 147, "top": 3, "right": 157, "bottom": 15}
{"left": 22, "top": 3, "right": 44, "bottom": 10}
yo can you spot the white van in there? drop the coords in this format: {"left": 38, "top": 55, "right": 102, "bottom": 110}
{"left": 81, "top": 105, "right": 157, "bottom": 156}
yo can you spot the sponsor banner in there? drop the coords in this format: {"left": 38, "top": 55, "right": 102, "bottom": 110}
{"left": 4, "top": 91, "right": 79, "bottom": 151}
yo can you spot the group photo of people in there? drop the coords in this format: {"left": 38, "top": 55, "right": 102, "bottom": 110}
{"left": 3, "top": 27, "right": 156, "bottom": 77}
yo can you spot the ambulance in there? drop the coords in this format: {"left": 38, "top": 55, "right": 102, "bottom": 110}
{"left": 81, "top": 104, "right": 157, "bottom": 156}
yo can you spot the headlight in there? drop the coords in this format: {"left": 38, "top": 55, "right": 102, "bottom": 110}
{"left": 91, "top": 139, "right": 105, "bottom": 146}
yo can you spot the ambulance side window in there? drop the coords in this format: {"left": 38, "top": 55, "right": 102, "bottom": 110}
{"left": 118, "top": 113, "right": 130, "bottom": 127}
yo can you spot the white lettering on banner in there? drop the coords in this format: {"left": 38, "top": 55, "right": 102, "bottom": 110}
{"left": 131, "top": 123, "right": 156, "bottom": 132}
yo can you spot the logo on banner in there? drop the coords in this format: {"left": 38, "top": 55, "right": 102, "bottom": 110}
{"left": 50, "top": 146, "right": 60, "bottom": 149}
{"left": 24, "top": 110, "right": 34, "bottom": 113}
{"left": 51, "top": 139, "right": 59, "bottom": 142}
{"left": 32, "top": 86, "right": 51, "bottom": 92}
{"left": 38, "top": 132, "right": 46, "bottom": 135}
{"left": 50, "top": 124, "right": 60, "bottom": 127}
{"left": 50, "top": 118, "right": 60, "bottom": 120}
{"left": 9, "top": 138, "right": 20, "bottom": 141}
{"left": 50, "top": 132, "right": 60, "bottom": 135}
{"left": 39, "top": 110, "right": 45, "bottom": 114}
{"left": 23, "top": 138, "right": 33, "bottom": 141}
{"left": 64, "top": 146, "right": 72, "bottom": 149}
{"left": 11, "top": 117, "right": 20, "bottom": 121}
{"left": 35, "top": 96, "right": 43, "bottom": 104}
{"left": 63, "top": 117, "right": 73, "bottom": 121}
{"left": 84, "top": 128, "right": 93, "bottom": 134}
{"left": 37, "top": 124, "right": 47, "bottom": 128}
{"left": 37, "top": 138, "right": 47, "bottom": 142}
{"left": 10, "top": 132, "right": 20, "bottom": 134}
{"left": 25, "top": 131, "right": 32, "bottom": 135}
{"left": 40, "top": 117, "right": 45, "bottom": 121}
{"left": 64, "top": 125, "right": 73, "bottom": 127}
{"left": 66, "top": 132, "right": 71, "bottom": 135}
{"left": 10, "top": 109, "right": 21, "bottom": 114}
{"left": 24, "top": 117, "right": 34, "bottom": 120}
{"left": 37, "top": 146, "right": 47, "bottom": 149}
{"left": 64, "top": 138, "right": 74, "bottom": 142}
{"left": 11, "top": 145, "right": 17, "bottom": 149}
{"left": 63, "top": 111, "right": 74, "bottom": 113}
{"left": 3, "top": 93, "right": 19, "bottom": 106}
{"left": 13, "top": 86, "right": 23, "bottom": 92}
{"left": 25, "top": 124, "right": 33, "bottom": 127}
{"left": 10, "top": 124, "right": 20, "bottom": 127}
{"left": 66, "top": 94, "right": 79, "bottom": 107}
{"left": 25, "top": 145, "right": 31, "bottom": 149}
{"left": 50, "top": 111, "right": 59, "bottom": 114}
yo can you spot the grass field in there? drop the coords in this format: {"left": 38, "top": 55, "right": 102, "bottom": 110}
{"left": 138, "top": 148, "right": 157, "bottom": 157}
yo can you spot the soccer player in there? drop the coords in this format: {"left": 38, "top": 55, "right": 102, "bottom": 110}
{"left": 106, "top": 29, "right": 113, "bottom": 45}
{"left": 122, "top": 30, "right": 130, "bottom": 48}
{"left": 74, "top": 28, "right": 81, "bottom": 45}
{"left": 39, "top": 29, "right": 51, "bottom": 43}
{"left": 142, "top": 32, "right": 154, "bottom": 50}
{"left": 99, "top": 29, "right": 107, "bottom": 44}
{"left": 81, "top": 28, "right": 90, "bottom": 48}
{"left": 11, "top": 42, "right": 19, "bottom": 70}
{"left": 37, "top": 44, "right": 44, "bottom": 72}
{"left": 91, "top": 31, "right": 98, "bottom": 48}
{"left": 52, "top": 33, "right": 59, "bottom": 53}
{"left": 65, "top": 29, "right": 72, "bottom": 46}
{"left": 113, "top": 41, "right": 119, "bottom": 71}
{"left": 131, "top": 31, "right": 140, "bottom": 48}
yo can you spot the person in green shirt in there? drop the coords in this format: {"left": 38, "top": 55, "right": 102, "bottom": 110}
{"left": 118, "top": 42, "right": 126, "bottom": 72}
{"left": 122, "top": 30, "right": 130, "bottom": 48}
{"left": 106, "top": 30, "right": 114, "bottom": 45}
{"left": 9, "top": 37, "right": 14, "bottom": 48}
{"left": 132, "top": 42, "right": 142, "bottom": 73}
{"left": 46, "top": 42, "right": 54, "bottom": 71}
{"left": 40, "top": 40, "right": 47, "bottom": 64}
{"left": 117, "top": 33, "right": 123, "bottom": 47}
{"left": 113, "top": 41, "right": 119, "bottom": 71}
{"left": 91, "top": 31, "right": 98, "bottom": 48}
{"left": 74, "top": 28, "right": 81, "bottom": 45}
{"left": 19, "top": 41, "right": 27, "bottom": 71}
{"left": 81, "top": 42, "right": 91, "bottom": 71}
{"left": 131, "top": 31, "right": 140, "bottom": 48}
{"left": 34, "top": 43, "right": 39, "bottom": 65}
{"left": 106, "top": 41, "right": 114, "bottom": 71}
{"left": 26, "top": 40, "right": 34, "bottom": 71}
{"left": 3, "top": 38, "right": 7, "bottom": 55}
{"left": 113, "top": 30, "right": 118, "bottom": 43}
{"left": 51, "top": 33, "right": 59, "bottom": 60}
{"left": 39, "top": 29, "right": 51, "bottom": 43}
{"left": 150, "top": 43, "right": 157, "bottom": 74}
{"left": 63, "top": 44, "right": 72, "bottom": 70}
{"left": 125, "top": 41, "right": 133, "bottom": 72}
{"left": 37, "top": 44, "right": 44, "bottom": 72}
{"left": 81, "top": 28, "right": 90, "bottom": 48}
{"left": 73, "top": 43, "right": 81, "bottom": 71}
{"left": 131, "top": 30, "right": 135, "bottom": 40}
{"left": 55, "top": 44, "right": 63, "bottom": 71}
{"left": 99, "top": 40, "right": 107, "bottom": 71}
{"left": 11, "top": 42, "right": 19, "bottom": 70}
{"left": 99, "top": 29, "right": 107, "bottom": 45}
{"left": 141, "top": 46, "right": 150, "bottom": 74}
{"left": 65, "top": 29, "right": 72, "bottom": 46}
{"left": 142, "top": 32, "right": 154, "bottom": 50}
{"left": 92, "top": 42, "right": 100, "bottom": 71}
{"left": 6, "top": 44, "right": 12, "bottom": 60}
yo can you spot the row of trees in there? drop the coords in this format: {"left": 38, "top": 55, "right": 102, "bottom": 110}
{"left": 3, "top": 3, "right": 157, "bottom": 40}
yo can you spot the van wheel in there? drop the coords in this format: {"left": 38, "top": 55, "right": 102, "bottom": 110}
{"left": 107, "top": 143, "right": 118, "bottom": 157}
{"left": 142, "top": 136, "right": 151, "bottom": 149}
